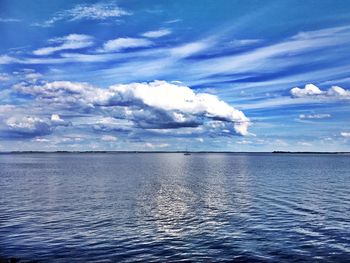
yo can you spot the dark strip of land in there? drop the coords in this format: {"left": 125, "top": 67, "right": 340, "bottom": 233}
{"left": 0, "top": 151, "right": 349, "bottom": 154}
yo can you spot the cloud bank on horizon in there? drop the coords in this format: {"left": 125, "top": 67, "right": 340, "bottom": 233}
{"left": 0, "top": 0, "right": 350, "bottom": 151}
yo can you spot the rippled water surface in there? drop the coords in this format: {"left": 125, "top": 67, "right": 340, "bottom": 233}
{"left": 0, "top": 153, "right": 349, "bottom": 262}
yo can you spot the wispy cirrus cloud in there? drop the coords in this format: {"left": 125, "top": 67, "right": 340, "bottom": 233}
{"left": 142, "top": 29, "right": 171, "bottom": 38}
{"left": 3, "top": 37, "right": 211, "bottom": 65}
{"left": 0, "top": 55, "right": 19, "bottom": 64}
{"left": 43, "top": 24, "right": 348, "bottom": 86}
{"left": 170, "top": 41, "right": 210, "bottom": 58}
{"left": 291, "top": 25, "right": 350, "bottom": 40}
{"left": 3, "top": 24, "right": 349, "bottom": 80}
{"left": 33, "top": 34, "right": 94, "bottom": 56}
{"left": 33, "top": 2, "right": 130, "bottom": 27}
{"left": 165, "top": 19, "right": 181, "bottom": 24}
{"left": 2, "top": 23, "right": 350, "bottom": 124}
{"left": 1, "top": 1, "right": 350, "bottom": 151}
{"left": 299, "top": 113, "right": 331, "bottom": 119}
{"left": 188, "top": 25, "right": 350, "bottom": 78}
{"left": 99, "top": 37, "right": 153, "bottom": 53}
{"left": 228, "top": 39, "right": 262, "bottom": 47}
{"left": 0, "top": 18, "right": 21, "bottom": 23}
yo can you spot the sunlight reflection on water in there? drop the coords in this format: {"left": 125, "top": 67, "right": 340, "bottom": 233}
{"left": 0, "top": 153, "right": 349, "bottom": 262}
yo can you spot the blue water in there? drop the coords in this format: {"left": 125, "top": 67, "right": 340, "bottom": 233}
{"left": 0, "top": 153, "right": 349, "bottom": 262}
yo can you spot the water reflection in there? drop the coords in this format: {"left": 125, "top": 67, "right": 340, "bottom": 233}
{"left": 0, "top": 153, "right": 349, "bottom": 262}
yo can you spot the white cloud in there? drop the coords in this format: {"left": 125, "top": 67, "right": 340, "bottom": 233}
{"left": 102, "top": 135, "right": 118, "bottom": 142}
{"left": 25, "top": 73, "right": 43, "bottom": 82}
{"left": 0, "top": 73, "right": 10, "bottom": 82}
{"left": 291, "top": 84, "right": 323, "bottom": 97}
{"left": 144, "top": 142, "right": 169, "bottom": 149}
{"left": 67, "top": 3, "right": 130, "bottom": 21}
{"left": 341, "top": 132, "right": 350, "bottom": 137}
{"left": 5, "top": 116, "right": 52, "bottom": 136}
{"left": 291, "top": 84, "right": 350, "bottom": 99}
{"left": 15, "top": 80, "right": 250, "bottom": 136}
{"left": 4, "top": 114, "right": 70, "bottom": 138}
{"left": 229, "top": 39, "right": 262, "bottom": 46}
{"left": 299, "top": 113, "right": 331, "bottom": 119}
{"left": 327, "top": 86, "right": 350, "bottom": 97}
{"left": 165, "top": 19, "right": 181, "bottom": 24}
{"left": 34, "top": 138, "right": 50, "bottom": 142}
{"left": 99, "top": 38, "right": 152, "bottom": 52}
{"left": 292, "top": 25, "right": 350, "bottom": 40}
{"left": 187, "top": 25, "right": 350, "bottom": 78}
{"left": 51, "top": 114, "right": 61, "bottom": 122}
{"left": 170, "top": 41, "right": 209, "bottom": 57}
{"left": 236, "top": 139, "right": 252, "bottom": 144}
{"left": 92, "top": 116, "right": 133, "bottom": 133}
{"left": 14, "top": 80, "right": 102, "bottom": 108}
{"left": 33, "top": 3, "right": 130, "bottom": 27}
{"left": 0, "top": 18, "right": 21, "bottom": 23}
{"left": 0, "top": 55, "right": 19, "bottom": 64}
{"left": 33, "top": 34, "right": 94, "bottom": 56}
{"left": 106, "top": 81, "right": 250, "bottom": 135}
{"left": 142, "top": 29, "right": 171, "bottom": 38}
{"left": 297, "top": 141, "right": 312, "bottom": 146}
{"left": 0, "top": 105, "right": 18, "bottom": 115}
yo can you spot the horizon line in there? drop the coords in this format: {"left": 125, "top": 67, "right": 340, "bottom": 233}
{"left": 1, "top": 151, "right": 350, "bottom": 154}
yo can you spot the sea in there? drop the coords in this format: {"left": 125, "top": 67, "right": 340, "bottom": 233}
{"left": 0, "top": 153, "right": 349, "bottom": 262}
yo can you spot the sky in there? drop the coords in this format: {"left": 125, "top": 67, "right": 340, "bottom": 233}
{"left": 0, "top": 0, "right": 350, "bottom": 152}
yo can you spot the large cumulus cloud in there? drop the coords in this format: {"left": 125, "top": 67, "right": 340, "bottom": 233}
{"left": 15, "top": 80, "right": 250, "bottom": 136}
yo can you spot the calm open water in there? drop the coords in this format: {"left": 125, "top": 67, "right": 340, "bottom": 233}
{"left": 0, "top": 153, "right": 349, "bottom": 262}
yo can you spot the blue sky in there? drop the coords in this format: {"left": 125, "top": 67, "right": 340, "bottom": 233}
{"left": 1, "top": 0, "right": 350, "bottom": 151}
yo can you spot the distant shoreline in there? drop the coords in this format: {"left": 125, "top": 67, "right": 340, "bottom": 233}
{"left": 0, "top": 151, "right": 349, "bottom": 154}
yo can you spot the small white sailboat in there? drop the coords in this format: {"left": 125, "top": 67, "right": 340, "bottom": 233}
{"left": 184, "top": 147, "right": 191, "bottom": 155}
